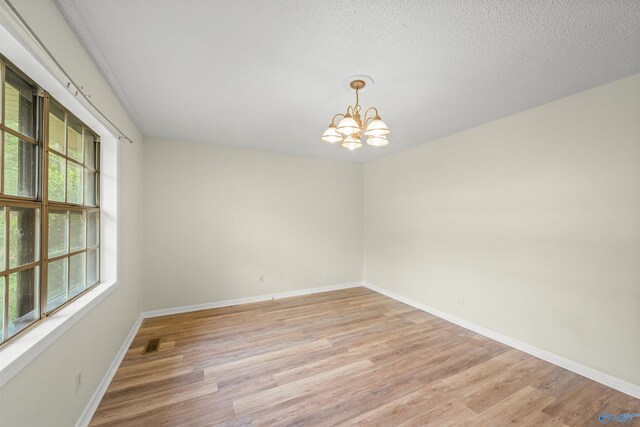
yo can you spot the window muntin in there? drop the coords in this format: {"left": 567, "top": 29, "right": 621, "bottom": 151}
{"left": 7, "top": 267, "right": 39, "bottom": 338}
{"left": 47, "top": 152, "right": 65, "bottom": 202}
{"left": 0, "top": 58, "right": 101, "bottom": 346}
{"left": 8, "top": 206, "right": 39, "bottom": 269}
{"left": 4, "top": 68, "right": 35, "bottom": 139}
{"left": 48, "top": 102, "right": 65, "bottom": 153}
{"left": 42, "top": 96, "right": 101, "bottom": 315}
{"left": 47, "top": 99, "right": 99, "bottom": 208}
{"left": 44, "top": 207, "right": 99, "bottom": 313}
{"left": 4, "top": 135, "right": 38, "bottom": 198}
{"left": 1, "top": 66, "right": 39, "bottom": 202}
{"left": 46, "top": 258, "right": 66, "bottom": 312}
{"left": 66, "top": 162, "right": 83, "bottom": 204}
{"left": 0, "top": 203, "right": 41, "bottom": 341}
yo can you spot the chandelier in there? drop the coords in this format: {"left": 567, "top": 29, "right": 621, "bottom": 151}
{"left": 321, "top": 79, "right": 390, "bottom": 150}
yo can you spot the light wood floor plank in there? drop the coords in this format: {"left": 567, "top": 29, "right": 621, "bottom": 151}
{"left": 90, "top": 287, "right": 639, "bottom": 426}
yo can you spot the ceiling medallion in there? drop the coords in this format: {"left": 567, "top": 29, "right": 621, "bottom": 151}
{"left": 321, "top": 78, "right": 390, "bottom": 150}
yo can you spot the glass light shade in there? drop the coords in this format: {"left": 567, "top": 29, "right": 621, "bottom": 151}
{"left": 341, "top": 135, "right": 362, "bottom": 150}
{"left": 366, "top": 135, "right": 389, "bottom": 147}
{"left": 364, "top": 118, "right": 390, "bottom": 137}
{"left": 322, "top": 135, "right": 343, "bottom": 143}
{"left": 336, "top": 115, "right": 360, "bottom": 136}
{"left": 321, "top": 125, "right": 343, "bottom": 143}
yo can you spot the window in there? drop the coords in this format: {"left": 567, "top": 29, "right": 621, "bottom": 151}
{"left": 0, "top": 58, "right": 100, "bottom": 345}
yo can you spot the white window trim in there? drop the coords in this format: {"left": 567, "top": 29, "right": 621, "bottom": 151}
{"left": 0, "top": 281, "right": 118, "bottom": 388}
{"left": 0, "top": 11, "right": 118, "bottom": 387}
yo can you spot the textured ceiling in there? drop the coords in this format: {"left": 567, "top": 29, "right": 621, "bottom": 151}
{"left": 54, "top": 0, "right": 640, "bottom": 163}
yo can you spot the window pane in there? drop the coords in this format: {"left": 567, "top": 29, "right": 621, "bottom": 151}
{"left": 8, "top": 267, "right": 39, "bottom": 337}
{"left": 67, "top": 118, "right": 83, "bottom": 161}
{"left": 84, "top": 131, "right": 96, "bottom": 169}
{"left": 48, "top": 211, "right": 68, "bottom": 258}
{"left": 4, "top": 69, "right": 34, "bottom": 138}
{"left": 67, "top": 162, "right": 83, "bottom": 204}
{"left": 9, "top": 207, "right": 39, "bottom": 269}
{"left": 84, "top": 170, "right": 96, "bottom": 206}
{"left": 0, "top": 207, "right": 5, "bottom": 272}
{"left": 87, "top": 211, "right": 98, "bottom": 248}
{"left": 48, "top": 101, "right": 66, "bottom": 153}
{"left": 87, "top": 249, "right": 98, "bottom": 287}
{"left": 48, "top": 153, "right": 66, "bottom": 202}
{"left": 69, "top": 253, "right": 85, "bottom": 298}
{"left": 69, "top": 211, "right": 86, "bottom": 252}
{"left": 46, "top": 258, "right": 67, "bottom": 312}
{"left": 0, "top": 277, "right": 4, "bottom": 342}
{"left": 4, "top": 134, "right": 37, "bottom": 198}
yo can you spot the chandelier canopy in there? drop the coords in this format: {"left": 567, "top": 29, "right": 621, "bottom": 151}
{"left": 321, "top": 79, "right": 390, "bottom": 150}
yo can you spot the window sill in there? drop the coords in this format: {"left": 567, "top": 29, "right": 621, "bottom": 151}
{"left": 0, "top": 280, "right": 118, "bottom": 388}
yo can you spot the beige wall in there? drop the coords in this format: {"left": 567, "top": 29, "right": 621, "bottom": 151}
{"left": 142, "top": 138, "right": 362, "bottom": 311}
{"left": 0, "top": 1, "right": 144, "bottom": 426}
{"left": 0, "top": 3, "right": 637, "bottom": 424}
{"left": 364, "top": 74, "right": 640, "bottom": 386}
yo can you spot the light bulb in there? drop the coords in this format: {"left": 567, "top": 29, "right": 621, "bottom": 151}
{"left": 321, "top": 124, "right": 343, "bottom": 143}
{"left": 366, "top": 135, "right": 389, "bottom": 147}
{"left": 341, "top": 134, "right": 362, "bottom": 150}
{"left": 336, "top": 115, "right": 360, "bottom": 136}
{"left": 364, "top": 116, "right": 389, "bottom": 137}
{"left": 322, "top": 135, "right": 343, "bottom": 143}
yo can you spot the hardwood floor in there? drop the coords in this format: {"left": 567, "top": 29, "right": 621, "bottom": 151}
{"left": 90, "top": 287, "right": 639, "bottom": 426}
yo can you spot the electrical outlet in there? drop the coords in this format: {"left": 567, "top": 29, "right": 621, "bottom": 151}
{"left": 258, "top": 275, "right": 264, "bottom": 284}
{"left": 457, "top": 296, "right": 465, "bottom": 306}
{"left": 75, "top": 369, "right": 83, "bottom": 394}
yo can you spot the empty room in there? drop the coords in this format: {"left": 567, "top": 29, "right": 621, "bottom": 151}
{"left": 0, "top": 0, "right": 638, "bottom": 426}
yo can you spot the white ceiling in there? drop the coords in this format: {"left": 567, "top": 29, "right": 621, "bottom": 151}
{"left": 55, "top": 0, "right": 640, "bottom": 163}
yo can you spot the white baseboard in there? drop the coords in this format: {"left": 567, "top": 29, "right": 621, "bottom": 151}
{"left": 76, "top": 282, "right": 363, "bottom": 425}
{"left": 141, "top": 282, "right": 364, "bottom": 318}
{"left": 77, "top": 280, "right": 638, "bottom": 426}
{"left": 75, "top": 314, "right": 144, "bottom": 427}
{"left": 363, "top": 282, "right": 640, "bottom": 399}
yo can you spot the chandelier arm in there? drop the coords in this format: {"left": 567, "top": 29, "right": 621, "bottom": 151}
{"left": 362, "top": 107, "right": 380, "bottom": 127}
{"left": 363, "top": 107, "right": 379, "bottom": 119}
{"left": 331, "top": 113, "right": 345, "bottom": 125}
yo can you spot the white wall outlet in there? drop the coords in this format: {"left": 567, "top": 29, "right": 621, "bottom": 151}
{"left": 258, "top": 275, "right": 264, "bottom": 284}
{"left": 75, "top": 369, "right": 83, "bottom": 394}
{"left": 457, "top": 296, "right": 465, "bottom": 306}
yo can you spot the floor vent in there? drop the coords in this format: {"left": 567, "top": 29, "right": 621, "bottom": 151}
{"left": 143, "top": 338, "right": 161, "bottom": 354}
